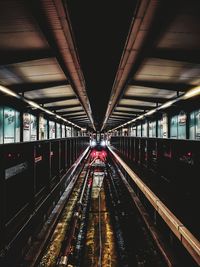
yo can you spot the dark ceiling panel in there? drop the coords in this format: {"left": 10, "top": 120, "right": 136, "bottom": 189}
{"left": 113, "top": 110, "right": 139, "bottom": 115}
{"left": 157, "top": 1, "right": 200, "bottom": 51}
{"left": 0, "top": 49, "right": 53, "bottom": 65}
{"left": 123, "top": 95, "right": 167, "bottom": 104}
{"left": 130, "top": 80, "right": 190, "bottom": 91}
{"left": 149, "top": 48, "right": 200, "bottom": 64}
{"left": 10, "top": 80, "right": 69, "bottom": 93}
{"left": 113, "top": 110, "right": 136, "bottom": 115}
{"left": 44, "top": 100, "right": 80, "bottom": 108}
{"left": 57, "top": 109, "right": 83, "bottom": 115}
{"left": 118, "top": 104, "right": 152, "bottom": 110}
{"left": 48, "top": 104, "right": 80, "bottom": 111}
{"left": 37, "top": 96, "right": 77, "bottom": 105}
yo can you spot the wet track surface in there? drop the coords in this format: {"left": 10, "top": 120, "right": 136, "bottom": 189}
{"left": 105, "top": 162, "right": 166, "bottom": 267}
{"left": 83, "top": 170, "right": 118, "bottom": 267}
{"left": 20, "top": 150, "right": 180, "bottom": 267}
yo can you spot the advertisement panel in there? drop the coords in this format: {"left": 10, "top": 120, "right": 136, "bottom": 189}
{"left": 4, "top": 107, "right": 15, "bottom": 143}
{"left": 30, "top": 115, "right": 37, "bottom": 141}
{"left": 39, "top": 115, "right": 47, "bottom": 140}
{"left": 178, "top": 111, "right": 186, "bottom": 139}
{"left": 49, "top": 120, "right": 55, "bottom": 139}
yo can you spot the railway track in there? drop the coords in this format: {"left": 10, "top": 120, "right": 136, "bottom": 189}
{"left": 20, "top": 149, "right": 188, "bottom": 267}
{"left": 106, "top": 160, "right": 168, "bottom": 267}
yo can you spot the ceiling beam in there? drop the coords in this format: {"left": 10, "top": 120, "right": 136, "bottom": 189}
{"left": 111, "top": 115, "right": 133, "bottom": 119}
{"left": 0, "top": 49, "right": 53, "bottom": 65}
{"left": 72, "top": 118, "right": 89, "bottom": 122}
{"left": 114, "top": 109, "right": 144, "bottom": 115}
{"left": 113, "top": 111, "right": 137, "bottom": 116}
{"left": 56, "top": 110, "right": 83, "bottom": 116}
{"left": 123, "top": 95, "right": 167, "bottom": 103}
{"left": 70, "top": 120, "right": 89, "bottom": 124}
{"left": 65, "top": 114, "right": 87, "bottom": 119}
{"left": 129, "top": 80, "right": 189, "bottom": 91}
{"left": 10, "top": 80, "right": 69, "bottom": 93}
{"left": 39, "top": 96, "right": 77, "bottom": 105}
{"left": 118, "top": 104, "right": 153, "bottom": 110}
{"left": 108, "top": 118, "right": 127, "bottom": 121}
{"left": 150, "top": 48, "right": 200, "bottom": 64}
{"left": 48, "top": 104, "right": 80, "bottom": 111}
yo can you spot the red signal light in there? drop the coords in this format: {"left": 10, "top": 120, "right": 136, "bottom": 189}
{"left": 91, "top": 150, "right": 97, "bottom": 158}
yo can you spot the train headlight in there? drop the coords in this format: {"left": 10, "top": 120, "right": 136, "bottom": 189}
{"left": 100, "top": 140, "right": 106, "bottom": 147}
{"left": 91, "top": 140, "right": 96, "bottom": 147}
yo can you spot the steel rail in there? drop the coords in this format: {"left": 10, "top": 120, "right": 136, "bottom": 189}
{"left": 98, "top": 186, "right": 102, "bottom": 267}
{"left": 28, "top": 146, "right": 90, "bottom": 267}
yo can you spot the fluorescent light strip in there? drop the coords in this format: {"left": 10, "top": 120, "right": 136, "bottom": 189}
{"left": 157, "top": 100, "right": 176, "bottom": 110}
{"left": 25, "top": 100, "right": 41, "bottom": 109}
{"left": 183, "top": 85, "right": 200, "bottom": 99}
{"left": 145, "top": 109, "right": 157, "bottom": 116}
{"left": 0, "top": 85, "right": 82, "bottom": 129}
{"left": 0, "top": 85, "right": 20, "bottom": 98}
{"left": 111, "top": 85, "right": 200, "bottom": 132}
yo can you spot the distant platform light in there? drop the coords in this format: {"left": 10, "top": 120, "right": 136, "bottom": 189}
{"left": 100, "top": 140, "right": 106, "bottom": 147}
{"left": 91, "top": 140, "right": 97, "bottom": 147}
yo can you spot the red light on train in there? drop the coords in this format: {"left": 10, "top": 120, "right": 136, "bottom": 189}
{"left": 91, "top": 150, "right": 97, "bottom": 158}
{"left": 99, "top": 150, "right": 107, "bottom": 161}
{"left": 91, "top": 149, "right": 107, "bottom": 161}
{"left": 101, "top": 151, "right": 107, "bottom": 157}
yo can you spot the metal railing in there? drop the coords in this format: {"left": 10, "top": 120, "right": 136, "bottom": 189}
{"left": 108, "top": 146, "right": 200, "bottom": 265}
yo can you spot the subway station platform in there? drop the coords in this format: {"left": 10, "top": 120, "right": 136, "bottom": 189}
{"left": 0, "top": 1, "right": 200, "bottom": 266}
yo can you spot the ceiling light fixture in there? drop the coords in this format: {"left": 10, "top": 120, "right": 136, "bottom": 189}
{"left": 158, "top": 100, "right": 176, "bottom": 110}
{"left": 145, "top": 109, "right": 157, "bottom": 116}
{"left": 26, "top": 100, "right": 41, "bottom": 109}
{"left": 0, "top": 85, "right": 20, "bottom": 98}
{"left": 183, "top": 86, "right": 200, "bottom": 99}
{"left": 0, "top": 84, "right": 82, "bottom": 129}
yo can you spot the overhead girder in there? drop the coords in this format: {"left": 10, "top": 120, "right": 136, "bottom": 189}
{"left": 114, "top": 109, "right": 143, "bottom": 115}
{"left": 48, "top": 104, "right": 80, "bottom": 111}
{"left": 117, "top": 104, "right": 154, "bottom": 110}
{"left": 108, "top": 119, "right": 122, "bottom": 122}
{"left": 56, "top": 110, "right": 84, "bottom": 116}
{"left": 72, "top": 118, "right": 89, "bottom": 122}
{"left": 111, "top": 115, "right": 133, "bottom": 119}
{"left": 112, "top": 112, "right": 137, "bottom": 117}
{"left": 65, "top": 114, "right": 87, "bottom": 119}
